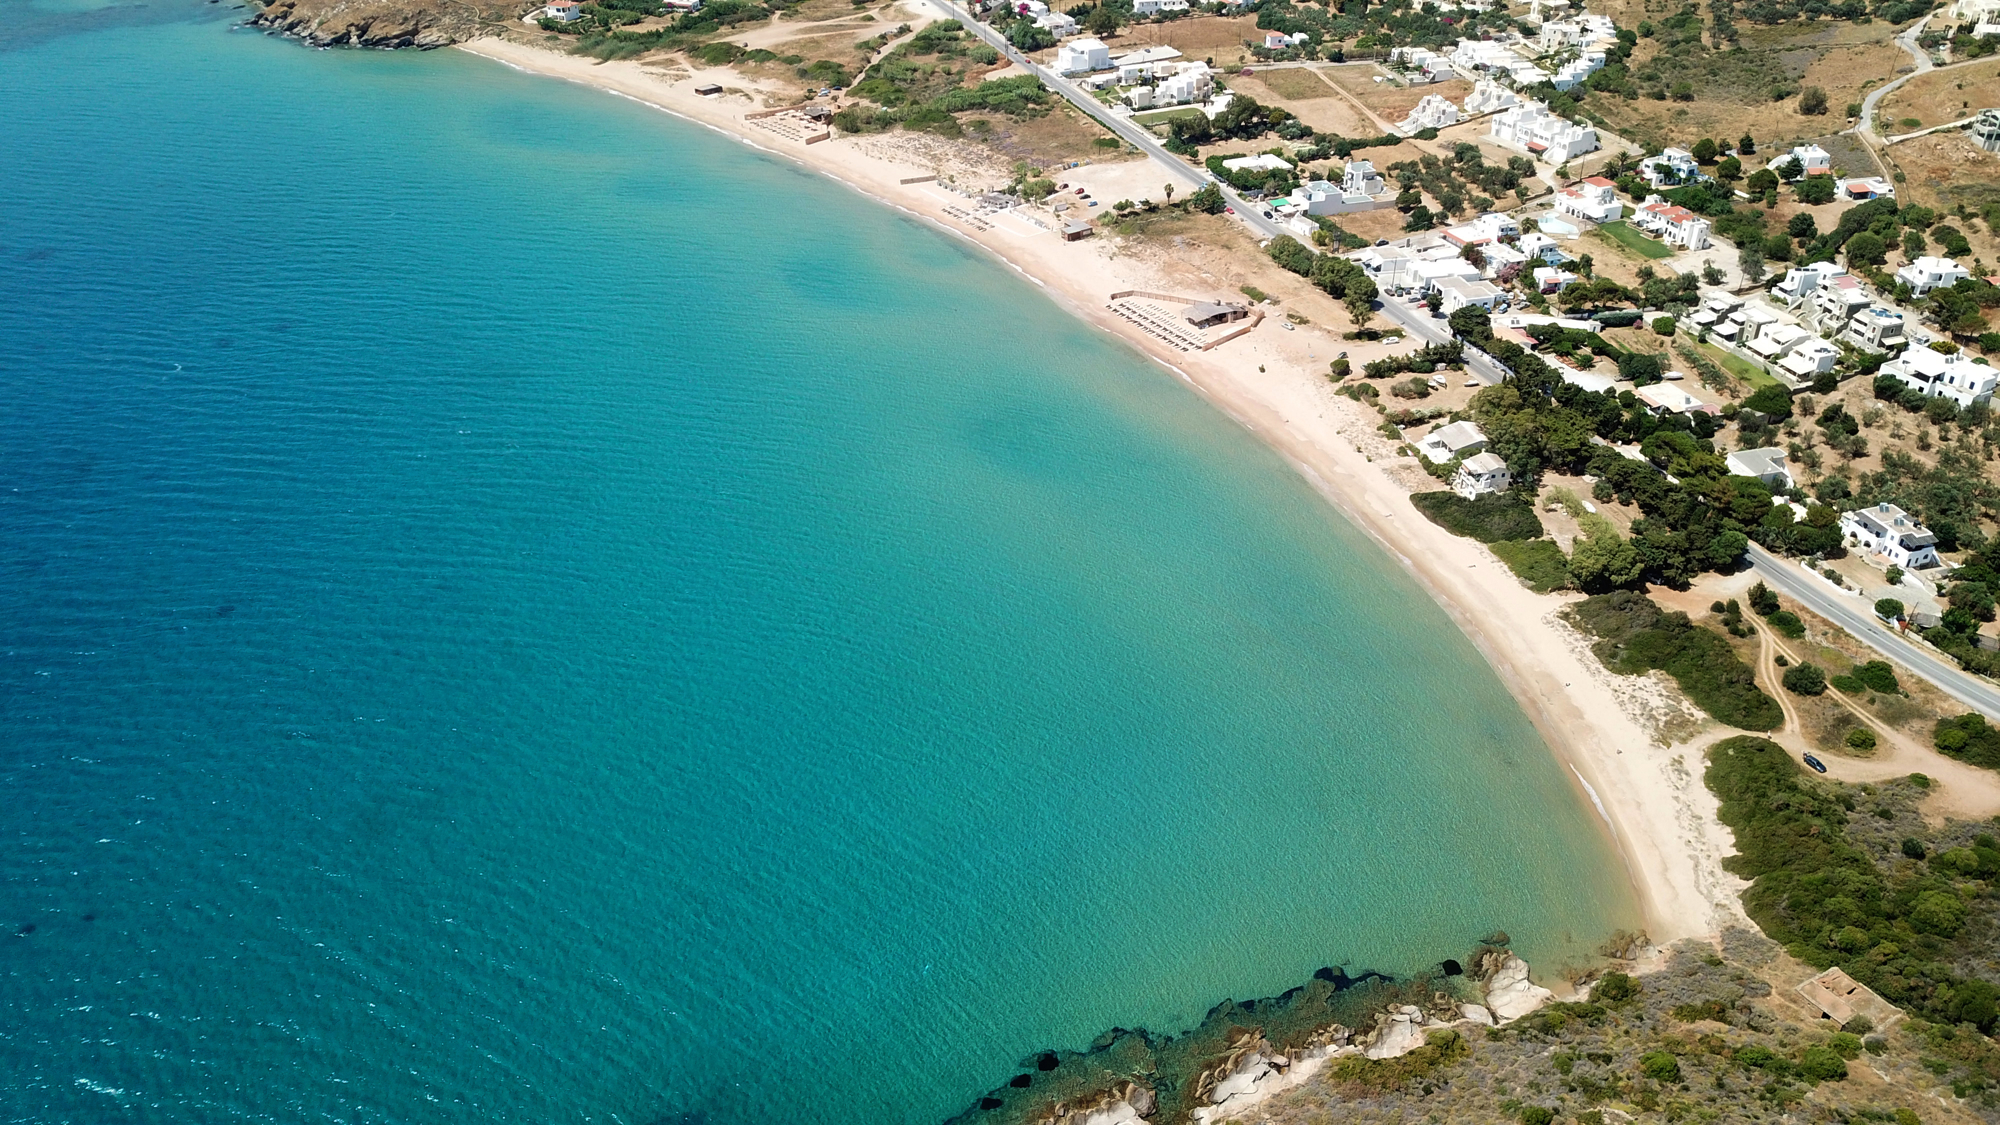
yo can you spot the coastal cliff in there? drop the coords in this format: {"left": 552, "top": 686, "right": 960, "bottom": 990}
{"left": 247, "top": 0, "right": 524, "bottom": 48}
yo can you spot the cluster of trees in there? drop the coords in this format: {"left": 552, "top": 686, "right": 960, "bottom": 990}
{"left": 1360, "top": 340, "right": 1463, "bottom": 379}
{"left": 1707, "top": 736, "right": 2000, "bottom": 1033}
{"left": 1250, "top": 0, "right": 1515, "bottom": 57}
{"left": 1388, "top": 146, "right": 1536, "bottom": 230}
{"left": 552, "top": 0, "right": 773, "bottom": 57}
{"left": 1264, "top": 235, "right": 1379, "bottom": 327}
{"left": 1936, "top": 712, "right": 2000, "bottom": 770}
{"left": 1205, "top": 153, "right": 1297, "bottom": 195}
{"left": 1163, "top": 95, "right": 1295, "bottom": 155}
{"left": 1916, "top": 543, "right": 2000, "bottom": 675}
{"left": 1444, "top": 307, "right": 1852, "bottom": 583}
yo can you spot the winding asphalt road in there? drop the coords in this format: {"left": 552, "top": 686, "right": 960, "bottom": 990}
{"left": 1744, "top": 542, "right": 2000, "bottom": 718}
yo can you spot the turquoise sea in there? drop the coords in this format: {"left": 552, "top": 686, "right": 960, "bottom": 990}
{"left": 0, "top": 7, "right": 1636, "bottom": 1122}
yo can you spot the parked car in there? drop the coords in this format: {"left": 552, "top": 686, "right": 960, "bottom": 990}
{"left": 1803, "top": 753, "right": 1827, "bottom": 774}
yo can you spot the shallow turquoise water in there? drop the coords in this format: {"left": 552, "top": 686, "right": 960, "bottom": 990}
{"left": 0, "top": 11, "right": 1635, "bottom": 1123}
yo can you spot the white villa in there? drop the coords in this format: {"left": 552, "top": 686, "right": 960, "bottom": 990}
{"left": 1726, "top": 447, "right": 1794, "bottom": 491}
{"left": 1841, "top": 503, "right": 1942, "bottom": 569}
{"left": 1844, "top": 306, "right": 1906, "bottom": 352}
{"left": 1222, "top": 153, "right": 1293, "bottom": 173}
{"left": 1537, "top": 11, "right": 1618, "bottom": 49}
{"left": 1778, "top": 338, "right": 1841, "bottom": 385}
{"left": 1639, "top": 148, "right": 1700, "bottom": 188}
{"left": 1550, "top": 51, "right": 1607, "bottom": 91}
{"left": 1838, "top": 176, "right": 1894, "bottom": 201}
{"left": 1398, "top": 94, "right": 1462, "bottom": 134}
{"left": 1787, "top": 143, "right": 1833, "bottom": 177}
{"left": 1418, "top": 419, "right": 1489, "bottom": 463}
{"left": 1454, "top": 452, "right": 1512, "bottom": 498}
{"left": 1389, "top": 46, "right": 1456, "bottom": 82}
{"left": 1286, "top": 161, "right": 1392, "bottom": 215}
{"left": 1463, "top": 79, "right": 1523, "bottom": 116}
{"left": 1155, "top": 63, "right": 1212, "bottom": 105}
{"left": 1450, "top": 38, "right": 1549, "bottom": 85}
{"left": 1808, "top": 272, "right": 1871, "bottom": 333}
{"left": 1895, "top": 256, "right": 1970, "bottom": 296}
{"left": 1976, "top": 108, "right": 2000, "bottom": 153}
{"left": 1774, "top": 262, "right": 1849, "bottom": 309}
{"left": 1443, "top": 211, "right": 1521, "bottom": 247}
{"left": 1434, "top": 276, "right": 1504, "bottom": 314}
{"left": 1131, "top": 0, "right": 1190, "bottom": 12}
{"left": 1883, "top": 345, "right": 2000, "bottom": 408}
{"left": 1631, "top": 196, "right": 1711, "bottom": 249}
{"left": 1553, "top": 176, "right": 1621, "bottom": 223}
{"left": 1053, "top": 37, "right": 1112, "bottom": 74}
{"left": 542, "top": 0, "right": 581, "bottom": 20}
{"left": 1490, "top": 101, "right": 1598, "bottom": 162}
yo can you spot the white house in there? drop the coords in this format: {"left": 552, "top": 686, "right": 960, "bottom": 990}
{"left": 1553, "top": 176, "right": 1621, "bottom": 223}
{"left": 1288, "top": 163, "right": 1392, "bottom": 215}
{"left": 1262, "top": 30, "right": 1308, "bottom": 48}
{"left": 1418, "top": 419, "right": 1489, "bottom": 463}
{"left": 1518, "top": 232, "right": 1567, "bottom": 263}
{"left": 1053, "top": 37, "right": 1112, "bottom": 74}
{"left": 1443, "top": 211, "right": 1520, "bottom": 247}
{"left": 1726, "top": 447, "right": 1794, "bottom": 491}
{"left": 1809, "top": 272, "right": 1871, "bottom": 332}
{"left": 1774, "top": 261, "right": 1848, "bottom": 309}
{"left": 1787, "top": 143, "right": 1833, "bottom": 177}
{"left": 1533, "top": 265, "right": 1579, "bottom": 292}
{"left": 1550, "top": 51, "right": 1606, "bottom": 91}
{"left": 1453, "top": 451, "right": 1512, "bottom": 498}
{"left": 1390, "top": 46, "right": 1456, "bottom": 82}
{"left": 1895, "top": 256, "right": 1970, "bottom": 296}
{"left": 1353, "top": 245, "right": 1423, "bottom": 292}
{"left": 1450, "top": 38, "right": 1548, "bottom": 85}
{"left": 1132, "top": 0, "right": 1191, "bottom": 12}
{"left": 1844, "top": 307, "right": 1906, "bottom": 352}
{"left": 1434, "top": 275, "right": 1504, "bottom": 314}
{"left": 1397, "top": 94, "right": 1462, "bottom": 133}
{"left": 1778, "top": 338, "right": 1841, "bottom": 386}
{"left": 1639, "top": 148, "right": 1700, "bottom": 188}
{"left": 1631, "top": 197, "right": 1711, "bottom": 250}
{"left": 1221, "top": 153, "right": 1293, "bottom": 174}
{"left": 1633, "top": 383, "right": 1717, "bottom": 415}
{"left": 1537, "top": 11, "right": 1617, "bottom": 49}
{"left": 1463, "top": 78, "right": 1523, "bottom": 115}
{"left": 1842, "top": 503, "right": 1942, "bottom": 569}
{"left": 1154, "top": 62, "right": 1211, "bottom": 104}
{"left": 1034, "top": 9, "right": 1079, "bottom": 34}
{"left": 1490, "top": 101, "right": 1598, "bottom": 163}
{"left": 1976, "top": 108, "right": 2000, "bottom": 153}
{"left": 543, "top": 0, "right": 582, "bottom": 20}
{"left": 1838, "top": 176, "right": 1895, "bottom": 201}
{"left": 1884, "top": 345, "right": 2000, "bottom": 408}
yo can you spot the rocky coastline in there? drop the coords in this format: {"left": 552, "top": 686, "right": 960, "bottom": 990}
{"left": 943, "top": 933, "right": 1654, "bottom": 1125}
{"left": 245, "top": 0, "right": 521, "bottom": 48}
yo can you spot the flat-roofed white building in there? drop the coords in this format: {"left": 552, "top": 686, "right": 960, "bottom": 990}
{"left": 1463, "top": 78, "right": 1523, "bottom": 115}
{"left": 1809, "top": 272, "right": 1871, "bottom": 332}
{"left": 1434, "top": 275, "right": 1504, "bottom": 314}
{"left": 1640, "top": 148, "right": 1699, "bottom": 188}
{"left": 1839, "top": 176, "right": 1895, "bottom": 200}
{"left": 1352, "top": 245, "right": 1423, "bottom": 292}
{"left": 1895, "top": 256, "right": 1970, "bottom": 296}
{"left": 1154, "top": 62, "right": 1211, "bottom": 104}
{"left": 1490, "top": 101, "right": 1598, "bottom": 163}
{"left": 1884, "top": 345, "right": 2000, "bottom": 408}
{"left": 1842, "top": 502, "right": 1942, "bottom": 569}
{"left": 1844, "top": 306, "right": 1906, "bottom": 352}
{"left": 1633, "top": 383, "right": 1716, "bottom": 415}
{"left": 1787, "top": 143, "right": 1833, "bottom": 177}
{"left": 1453, "top": 451, "right": 1512, "bottom": 498}
{"left": 1774, "top": 262, "right": 1847, "bottom": 309}
{"left": 1053, "top": 37, "right": 1112, "bottom": 74}
{"left": 1553, "top": 176, "right": 1621, "bottom": 223}
{"left": 1726, "top": 446, "right": 1794, "bottom": 491}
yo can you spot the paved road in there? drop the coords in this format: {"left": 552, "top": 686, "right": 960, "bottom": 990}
{"left": 1856, "top": 16, "right": 1933, "bottom": 155}
{"left": 1744, "top": 542, "right": 2000, "bottom": 719}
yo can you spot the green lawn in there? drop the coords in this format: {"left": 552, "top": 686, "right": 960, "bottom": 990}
{"left": 1594, "top": 220, "right": 1676, "bottom": 261}
{"left": 1698, "top": 340, "right": 1779, "bottom": 390}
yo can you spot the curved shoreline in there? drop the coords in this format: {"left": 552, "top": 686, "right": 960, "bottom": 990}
{"left": 454, "top": 35, "right": 1746, "bottom": 951}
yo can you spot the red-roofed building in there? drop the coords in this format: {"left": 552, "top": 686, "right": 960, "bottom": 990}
{"left": 1632, "top": 194, "right": 1711, "bottom": 250}
{"left": 1553, "top": 177, "right": 1621, "bottom": 223}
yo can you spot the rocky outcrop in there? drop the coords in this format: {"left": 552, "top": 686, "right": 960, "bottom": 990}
{"left": 1363, "top": 1005, "right": 1429, "bottom": 1060}
{"left": 1033, "top": 1081, "right": 1154, "bottom": 1125}
{"left": 247, "top": 0, "right": 523, "bottom": 48}
{"left": 1478, "top": 950, "right": 1554, "bottom": 1022}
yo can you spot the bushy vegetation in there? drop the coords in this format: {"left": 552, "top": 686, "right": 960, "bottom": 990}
{"left": 1569, "top": 593, "right": 1782, "bottom": 730}
{"left": 1490, "top": 538, "right": 1571, "bottom": 593}
{"left": 1410, "top": 492, "right": 1544, "bottom": 544}
{"left": 1265, "top": 236, "right": 1379, "bottom": 326}
{"left": 1707, "top": 736, "right": 2000, "bottom": 1034}
{"left": 836, "top": 23, "right": 1052, "bottom": 136}
{"left": 1831, "top": 660, "right": 1901, "bottom": 696}
{"left": 1935, "top": 712, "right": 2000, "bottom": 770}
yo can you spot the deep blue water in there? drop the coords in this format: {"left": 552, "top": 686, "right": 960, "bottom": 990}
{"left": 0, "top": 8, "right": 1635, "bottom": 1123}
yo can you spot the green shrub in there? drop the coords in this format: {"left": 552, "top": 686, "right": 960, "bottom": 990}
{"left": 1594, "top": 971, "right": 1641, "bottom": 1001}
{"left": 1767, "top": 609, "right": 1805, "bottom": 637}
{"left": 1799, "top": 1045, "right": 1848, "bottom": 1082}
{"left": 1325, "top": 1029, "right": 1468, "bottom": 1092}
{"left": 1521, "top": 1108, "right": 1555, "bottom": 1125}
{"left": 1490, "top": 539, "right": 1571, "bottom": 592}
{"left": 1748, "top": 581, "right": 1780, "bottom": 616}
{"left": 1409, "top": 491, "right": 1544, "bottom": 544}
{"left": 1782, "top": 662, "right": 1826, "bottom": 695}
{"left": 1846, "top": 726, "right": 1878, "bottom": 751}
{"left": 1934, "top": 712, "right": 2000, "bottom": 769}
{"left": 1640, "top": 1049, "right": 1683, "bottom": 1083}
{"left": 1569, "top": 592, "right": 1782, "bottom": 729}
{"left": 1849, "top": 660, "right": 1900, "bottom": 693}
{"left": 1742, "top": 383, "right": 1794, "bottom": 421}
{"left": 1876, "top": 597, "right": 1905, "bottom": 620}
{"left": 1828, "top": 1031, "right": 1863, "bottom": 1059}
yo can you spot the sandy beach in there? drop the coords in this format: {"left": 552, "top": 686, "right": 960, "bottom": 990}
{"left": 459, "top": 32, "right": 1752, "bottom": 952}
